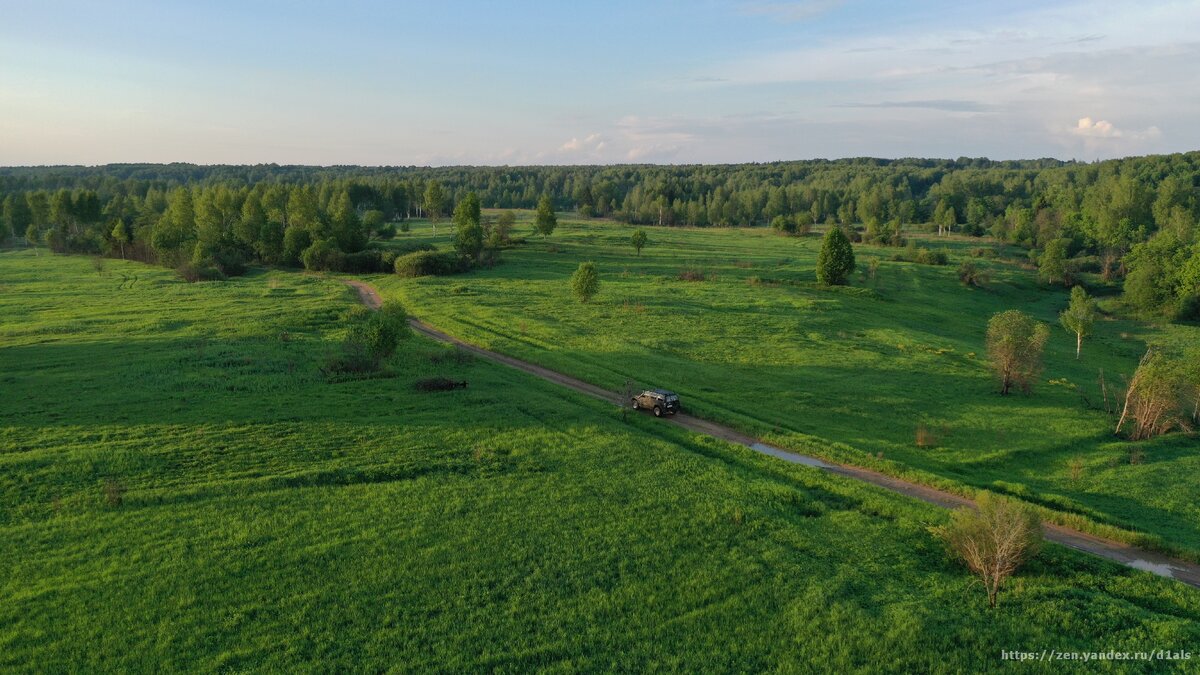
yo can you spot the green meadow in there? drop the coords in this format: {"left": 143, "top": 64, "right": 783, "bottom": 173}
{"left": 3, "top": 250, "right": 1199, "bottom": 672}
{"left": 374, "top": 215, "right": 1200, "bottom": 555}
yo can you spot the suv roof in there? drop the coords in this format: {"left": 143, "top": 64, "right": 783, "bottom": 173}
{"left": 651, "top": 389, "right": 676, "bottom": 396}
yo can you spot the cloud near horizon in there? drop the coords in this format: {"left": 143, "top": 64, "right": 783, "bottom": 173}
{"left": 0, "top": 1, "right": 1196, "bottom": 165}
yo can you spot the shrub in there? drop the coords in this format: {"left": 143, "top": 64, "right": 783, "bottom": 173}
{"left": 393, "top": 250, "right": 463, "bottom": 277}
{"left": 376, "top": 223, "right": 397, "bottom": 240}
{"left": 1116, "top": 349, "right": 1195, "bottom": 440}
{"left": 1175, "top": 294, "right": 1200, "bottom": 322}
{"left": 986, "top": 310, "right": 1050, "bottom": 395}
{"left": 930, "top": 493, "right": 1042, "bottom": 608}
{"left": 343, "top": 249, "right": 389, "bottom": 273}
{"left": 816, "top": 227, "right": 855, "bottom": 285}
{"left": 176, "top": 262, "right": 226, "bottom": 283}
{"left": 677, "top": 268, "right": 707, "bottom": 282}
{"left": 346, "top": 302, "right": 410, "bottom": 362}
{"left": 771, "top": 215, "right": 797, "bottom": 235}
{"left": 914, "top": 248, "right": 949, "bottom": 266}
{"left": 302, "top": 238, "right": 347, "bottom": 272}
{"left": 957, "top": 260, "right": 988, "bottom": 288}
{"left": 572, "top": 261, "right": 600, "bottom": 303}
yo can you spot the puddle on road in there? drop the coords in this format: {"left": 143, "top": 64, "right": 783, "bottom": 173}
{"left": 749, "top": 443, "right": 832, "bottom": 469}
{"left": 1128, "top": 559, "right": 1178, "bottom": 579}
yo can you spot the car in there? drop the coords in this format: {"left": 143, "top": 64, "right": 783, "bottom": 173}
{"left": 631, "top": 389, "right": 681, "bottom": 417}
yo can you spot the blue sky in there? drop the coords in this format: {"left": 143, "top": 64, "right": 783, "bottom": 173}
{"left": 2, "top": 0, "right": 1198, "bottom": 165}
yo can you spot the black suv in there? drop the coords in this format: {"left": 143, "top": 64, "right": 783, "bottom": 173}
{"left": 631, "top": 389, "right": 681, "bottom": 417}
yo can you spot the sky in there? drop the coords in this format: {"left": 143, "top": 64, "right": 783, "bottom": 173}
{"left": 2, "top": 0, "right": 1199, "bottom": 166}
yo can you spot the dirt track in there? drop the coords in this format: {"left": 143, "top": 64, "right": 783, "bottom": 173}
{"left": 344, "top": 279, "right": 1200, "bottom": 589}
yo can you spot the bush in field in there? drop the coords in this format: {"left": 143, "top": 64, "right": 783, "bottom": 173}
{"left": 393, "top": 250, "right": 462, "bottom": 278}
{"left": 957, "top": 260, "right": 988, "bottom": 288}
{"left": 301, "top": 238, "right": 347, "bottom": 272}
{"left": 771, "top": 215, "right": 797, "bottom": 235}
{"left": 327, "top": 302, "right": 410, "bottom": 375}
{"left": 931, "top": 493, "right": 1042, "bottom": 608}
{"left": 914, "top": 247, "right": 949, "bottom": 266}
{"left": 343, "top": 249, "right": 394, "bottom": 274}
{"left": 816, "top": 227, "right": 855, "bottom": 285}
{"left": 631, "top": 229, "right": 648, "bottom": 256}
{"left": 1059, "top": 286, "right": 1097, "bottom": 359}
{"left": 986, "top": 310, "right": 1049, "bottom": 395}
{"left": 571, "top": 261, "right": 600, "bottom": 303}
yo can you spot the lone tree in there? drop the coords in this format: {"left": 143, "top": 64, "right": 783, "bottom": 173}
{"left": 452, "top": 193, "right": 484, "bottom": 261}
{"left": 1059, "top": 285, "right": 1097, "bottom": 359}
{"left": 986, "top": 310, "right": 1050, "bottom": 395}
{"left": 535, "top": 195, "right": 557, "bottom": 238}
{"left": 423, "top": 180, "right": 446, "bottom": 233}
{"left": 630, "top": 229, "right": 648, "bottom": 256}
{"left": 931, "top": 493, "right": 1042, "bottom": 609}
{"left": 816, "top": 226, "right": 855, "bottom": 285}
{"left": 571, "top": 261, "right": 599, "bottom": 303}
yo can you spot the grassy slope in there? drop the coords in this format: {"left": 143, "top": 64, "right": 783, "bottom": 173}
{"left": 373, "top": 217, "right": 1200, "bottom": 554}
{"left": 2, "top": 250, "right": 1199, "bottom": 672}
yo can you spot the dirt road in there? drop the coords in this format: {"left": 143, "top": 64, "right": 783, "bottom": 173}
{"left": 344, "top": 279, "right": 1200, "bottom": 589}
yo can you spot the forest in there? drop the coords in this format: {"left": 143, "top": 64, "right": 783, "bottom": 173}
{"left": 1, "top": 153, "right": 1198, "bottom": 320}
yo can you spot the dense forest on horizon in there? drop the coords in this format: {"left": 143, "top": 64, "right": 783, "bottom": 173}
{"left": 1, "top": 152, "right": 1198, "bottom": 320}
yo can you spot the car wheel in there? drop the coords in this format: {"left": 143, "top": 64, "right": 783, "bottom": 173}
{"left": 653, "top": 406, "right": 663, "bottom": 417}
{"left": 631, "top": 399, "right": 639, "bottom": 409}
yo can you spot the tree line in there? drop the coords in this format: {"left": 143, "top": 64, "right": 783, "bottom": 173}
{"left": 0, "top": 154, "right": 1196, "bottom": 315}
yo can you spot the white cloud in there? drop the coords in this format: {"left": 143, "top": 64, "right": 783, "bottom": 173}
{"left": 560, "top": 133, "right": 605, "bottom": 152}
{"left": 1073, "top": 117, "right": 1117, "bottom": 137}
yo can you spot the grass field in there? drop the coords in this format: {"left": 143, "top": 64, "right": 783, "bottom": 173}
{"left": 373, "top": 215, "right": 1200, "bottom": 556}
{"left": 3, "top": 250, "right": 1200, "bottom": 671}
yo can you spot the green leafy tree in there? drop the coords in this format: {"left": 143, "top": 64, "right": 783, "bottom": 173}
{"left": 630, "top": 229, "right": 648, "bottom": 256}
{"left": 986, "top": 310, "right": 1050, "bottom": 395}
{"left": 328, "top": 190, "right": 365, "bottom": 253}
{"left": 535, "top": 195, "right": 557, "bottom": 238}
{"left": 282, "top": 226, "right": 312, "bottom": 267}
{"left": 423, "top": 180, "right": 447, "bottom": 232}
{"left": 816, "top": 226, "right": 855, "bottom": 285}
{"left": 931, "top": 494, "right": 1042, "bottom": 609}
{"left": 1038, "top": 238, "right": 1072, "bottom": 286}
{"left": 25, "top": 223, "right": 40, "bottom": 252}
{"left": 4, "top": 194, "right": 33, "bottom": 243}
{"left": 451, "top": 193, "right": 485, "bottom": 261}
{"left": 111, "top": 220, "right": 131, "bottom": 259}
{"left": 571, "top": 261, "right": 599, "bottom": 303}
{"left": 454, "top": 220, "right": 484, "bottom": 261}
{"left": 1059, "top": 286, "right": 1097, "bottom": 359}
{"left": 489, "top": 210, "right": 516, "bottom": 248}
{"left": 151, "top": 188, "right": 197, "bottom": 266}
